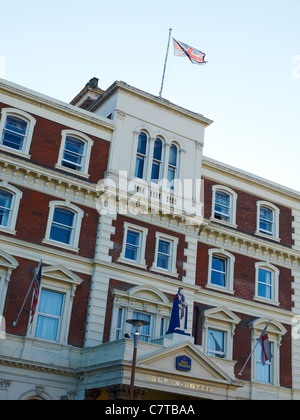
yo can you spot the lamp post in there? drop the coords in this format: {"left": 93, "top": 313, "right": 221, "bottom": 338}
{"left": 126, "top": 318, "right": 150, "bottom": 400}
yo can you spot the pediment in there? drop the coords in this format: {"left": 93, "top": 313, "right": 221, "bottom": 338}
{"left": 203, "top": 306, "right": 241, "bottom": 325}
{"left": 137, "top": 341, "right": 236, "bottom": 386}
{"left": 0, "top": 249, "right": 18, "bottom": 270}
{"left": 42, "top": 265, "right": 83, "bottom": 286}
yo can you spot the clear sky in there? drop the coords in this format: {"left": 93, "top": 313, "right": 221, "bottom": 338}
{"left": 0, "top": 0, "right": 299, "bottom": 192}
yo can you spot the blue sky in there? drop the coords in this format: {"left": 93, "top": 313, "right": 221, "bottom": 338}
{"left": 1, "top": 0, "right": 299, "bottom": 192}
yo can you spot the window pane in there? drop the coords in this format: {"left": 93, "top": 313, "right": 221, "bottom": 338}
{"left": 2, "top": 116, "right": 27, "bottom": 151}
{"left": 258, "top": 269, "right": 272, "bottom": 299}
{"left": 151, "top": 162, "right": 160, "bottom": 183}
{"left": 137, "top": 132, "right": 147, "bottom": 155}
{"left": 126, "top": 230, "right": 140, "bottom": 246}
{"left": 256, "top": 341, "right": 271, "bottom": 383}
{"left": 53, "top": 208, "right": 74, "bottom": 227}
{"left": 158, "top": 239, "right": 170, "bottom": 255}
{"left": 35, "top": 290, "right": 64, "bottom": 341}
{"left": 38, "top": 290, "right": 64, "bottom": 316}
{"left": 35, "top": 316, "right": 59, "bottom": 341}
{"left": 215, "top": 191, "right": 230, "bottom": 207}
{"left": 207, "top": 329, "right": 225, "bottom": 358}
{"left": 0, "top": 191, "right": 12, "bottom": 227}
{"left": 153, "top": 139, "right": 162, "bottom": 161}
{"left": 125, "top": 230, "right": 140, "bottom": 261}
{"left": 260, "top": 206, "right": 273, "bottom": 221}
{"left": 62, "top": 137, "right": 85, "bottom": 171}
{"left": 169, "top": 144, "right": 177, "bottom": 166}
{"left": 211, "top": 257, "right": 226, "bottom": 287}
{"left": 5, "top": 116, "right": 27, "bottom": 135}
{"left": 157, "top": 239, "right": 171, "bottom": 270}
{"left": 135, "top": 156, "right": 145, "bottom": 179}
{"left": 50, "top": 208, "right": 75, "bottom": 245}
{"left": 2, "top": 130, "right": 24, "bottom": 150}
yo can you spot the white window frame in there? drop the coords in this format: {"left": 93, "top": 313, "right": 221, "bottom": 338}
{"left": 134, "top": 131, "right": 149, "bottom": 181}
{"left": 0, "top": 249, "right": 19, "bottom": 316}
{"left": 150, "top": 137, "right": 164, "bottom": 185}
{"left": 55, "top": 130, "right": 93, "bottom": 178}
{"left": 254, "top": 262, "right": 279, "bottom": 306}
{"left": 28, "top": 265, "right": 83, "bottom": 344}
{"left": 202, "top": 306, "right": 241, "bottom": 361}
{"left": 211, "top": 185, "right": 238, "bottom": 228}
{"left": 151, "top": 232, "right": 179, "bottom": 277}
{"left": 118, "top": 222, "right": 148, "bottom": 269}
{"left": 255, "top": 201, "right": 280, "bottom": 242}
{"left": 43, "top": 201, "right": 84, "bottom": 252}
{"left": 0, "top": 182, "right": 23, "bottom": 235}
{"left": 249, "top": 318, "right": 287, "bottom": 387}
{"left": 0, "top": 108, "right": 36, "bottom": 158}
{"left": 207, "top": 248, "right": 235, "bottom": 294}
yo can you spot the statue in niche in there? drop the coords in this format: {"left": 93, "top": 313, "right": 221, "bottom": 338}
{"left": 166, "top": 287, "right": 189, "bottom": 335}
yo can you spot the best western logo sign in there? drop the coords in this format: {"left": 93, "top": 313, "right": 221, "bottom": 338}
{"left": 176, "top": 355, "right": 192, "bottom": 372}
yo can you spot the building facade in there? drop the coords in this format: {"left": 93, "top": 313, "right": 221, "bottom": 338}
{"left": 0, "top": 77, "right": 299, "bottom": 400}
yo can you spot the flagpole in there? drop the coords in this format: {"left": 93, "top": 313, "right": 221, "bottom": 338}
{"left": 238, "top": 318, "right": 272, "bottom": 376}
{"left": 159, "top": 28, "right": 172, "bottom": 97}
{"left": 13, "top": 259, "right": 42, "bottom": 327}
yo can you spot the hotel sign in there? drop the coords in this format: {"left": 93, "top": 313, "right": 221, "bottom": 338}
{"left": 147, "top": 375, "right": 213, "bottom": 393}
{"left": 176, "top": 355, "right": 191, "bottom": 372}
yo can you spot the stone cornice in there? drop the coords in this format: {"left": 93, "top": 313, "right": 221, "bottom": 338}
{"left": 0, "top": 153, "right": 99, "bottom": 209}
{"left": 0, "top": 79, "right": 114, "bottom": 134}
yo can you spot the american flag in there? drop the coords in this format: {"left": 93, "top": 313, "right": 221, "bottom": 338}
{"left": 30, "top": 262, "right": 42, "bottom": 324}
{"left": 173, "top": 38, "right": 207, "bottom": 65}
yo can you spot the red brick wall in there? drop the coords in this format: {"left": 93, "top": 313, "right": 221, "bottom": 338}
{"left": 0, "top": 184, "right": 98, "bottom": 259}
{"left": 203, "top": 178, "right": 294, "bottom": 247}
{"left": 196, "top": 242, "right": 293, "bottom": 311}
{"left": 110, "top": 215, "right": 188, "bottom": 280}
{"left": 193, "top": 305, "right": 292, "bottom": 388}
{"left": 0, "top": 102, "right": 110, "bottom": 184}
{"left": 3, "top": 257, "right": 90, "bottom": 347}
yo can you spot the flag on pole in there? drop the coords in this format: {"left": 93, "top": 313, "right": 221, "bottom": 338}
{"left": 30, "top": 262, "right": 42, "bottom": 324}
{"left": 258, "top": 323, "right": 273, "bottom": 366}
{"left": 173, "top": 38, "right": 207, "bottom": 65}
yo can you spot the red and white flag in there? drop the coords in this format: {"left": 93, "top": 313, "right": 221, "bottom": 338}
{"left": 30, "top": 262, "right": 42, "bottom": 324}
{"left": 258, "top": 323, "right": 273, "bottom": 366}
{"left": 173, "top": 38, "right": 207, "bottom": 65}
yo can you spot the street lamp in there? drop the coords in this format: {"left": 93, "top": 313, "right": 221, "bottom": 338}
{"left": 126, "top": 318, "right": 150, "bottom": 400}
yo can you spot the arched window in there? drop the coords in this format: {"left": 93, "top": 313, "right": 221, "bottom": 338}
{"left": 167, "top": 144, "right": 178, "bottom": 190}
{"left": 211, "top": 185, "right": 238, "bottom": 227}
{"left": 56, "top": 130, "right": 94, "bottom": 178}
{"left": 134, "top": 131, "right": 148, "bottom": 180}
{"left": 256, "top": 201, "right": 280, "bottom": 240}
{"left": 151, "top": 138, "right": 163, "bottom": 184}
{"left": 0, "top": 108, "right": 36, "bottom": 157}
